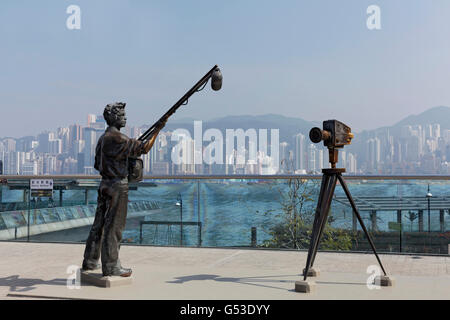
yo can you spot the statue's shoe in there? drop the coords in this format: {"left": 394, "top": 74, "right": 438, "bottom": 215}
{"left": 103, "top": 267, "right": 132, "bottom": 277}
{"left": 81, "top": 262, "right": 101, "bottom": 271}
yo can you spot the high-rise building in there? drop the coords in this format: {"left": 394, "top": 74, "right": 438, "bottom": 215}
{"left": 294, "top": 133, "right": 306, "bottom": 171}
{"left": 443, "top": 130, "right": 450, "bottom": 143}
{"left": 73, "top": 140, "right": 85, "bottom": 156}
{"left": 308, "top": 144, "right": 316, "bottom": 173}
{"left": 366, "top": 137, "right": 381, "bottom": 171}
{"left": 432, "top": 124, "right": 441, "bottom": 139}
{"left": 49, "top": 139, "right": 62, "bottom": 155}
{"left": 87, "top": 114, "right": 97, "bottom": 127}
{"left": 36, "top": 132, "right": 51, "bottom": 153}
{"left": 16, "top": 136, "right": 36, "bottom": 152}
{"left": 426, "top": 124, "right": 441, "bottom": 139}
{"left": 57, "top": 127, "right": 70, "bottom": 153}
{"left": 405, "top": 135, "right": 421, "bottom": 162}
{"left": 82, "top": 128, "right": 100, "bottom": 170}
{"left": 279, "top": 142, "right": 289, "bottom": 172}
{"left": 77, "top": 153, "right": 85, "bottom": 174}
{"left": 3, "top": 152, "right": 19, "bottom": 174}
{"left": 43, "top": 154, "right": 57, "bottom": 175}
{"left": 3, "top": 138, "right": 16, "bottom": 152}
{"left": 151, "top": 162, "right": 170, "bottom": 175}
{"left": 20, "top": 161, "right": 38, "bottom": 175}
{"left": 62, "top": 157, "right": 78, "bottom": 174}
{"left": 347, "top": 152, "right": 357, "bottom": 173}
{"left": 341, "top": 151, "right": 346, "bottom": 170}
{"left": 317, "top": 149, "right": 324, "bottom": 170}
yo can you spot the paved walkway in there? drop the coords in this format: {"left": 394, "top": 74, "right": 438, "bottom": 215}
{"left": 0, "top": 242, "right": 449, "bottom": 300}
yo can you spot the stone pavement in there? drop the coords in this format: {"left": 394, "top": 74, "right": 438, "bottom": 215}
{"left": 0, "top": 242, "right": 449, "bottom": 300}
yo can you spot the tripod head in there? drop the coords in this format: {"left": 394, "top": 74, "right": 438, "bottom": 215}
{"left": 309, "top": 120, "right": 354, "bottom": 168}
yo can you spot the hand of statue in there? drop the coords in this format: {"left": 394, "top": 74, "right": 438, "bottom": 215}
{"left": 142, "top": 129, "right": 162, "bottom": 154}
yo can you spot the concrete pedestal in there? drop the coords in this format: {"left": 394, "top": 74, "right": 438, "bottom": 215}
{"left": 303, "top": 267, "right": 320, "bottom": 277}
{"left": 294, "top": 280, "right": 316, "bottom": 293}
{"left": 374, "top": 275, "right": 395, "bottom": 287}
{"left": 81, "top": 270, "right": 133, "bottom": 288}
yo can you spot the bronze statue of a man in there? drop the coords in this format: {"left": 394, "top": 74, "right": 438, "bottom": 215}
{"left": 82, "top": 102, "right": 164, "bottom": 277}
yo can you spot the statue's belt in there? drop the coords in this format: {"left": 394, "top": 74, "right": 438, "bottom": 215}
{"left": 100, "top": 177, "right": 129, "bottom": 184}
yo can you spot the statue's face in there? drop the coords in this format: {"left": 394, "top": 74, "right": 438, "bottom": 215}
{"left": 113, "top": 107, "right": 127, "bottom": 129}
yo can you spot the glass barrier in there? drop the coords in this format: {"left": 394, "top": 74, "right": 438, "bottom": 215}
{"left": 0, "top": 176, "right": 448, "bottom": 254}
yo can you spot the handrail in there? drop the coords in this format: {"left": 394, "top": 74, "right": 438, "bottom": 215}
{"left": 1, "top": 174, "right": 449, "bottom": 180}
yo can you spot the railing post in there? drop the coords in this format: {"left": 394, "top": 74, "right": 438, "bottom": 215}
{"left": 139, "top": 222, "right": 143, "bottom": 244}
{"left": 371, "top": 210, "right": 377, "bottom": 232}
{"left": 251, "top": 227, "right": 257, "bottom": 247}
{"left": 440, "top": 210, "right": 445, "bottom": 233}
{"left": 352, "top": 211, "right": 357, "bottom": 232}
{"left": 59, "top": 189, "right": 63, "bottom": 207}
{"left": 418, "top": 210, "right": 424, "bottom": 232}
{"left": 85, "top": 189, "right": 89, "bottom": 205}
{"left": 27, "top": 190, "right": 30, "bottom": 242}
{"left": 198, "top": 222, "right": 202, "bottom": 247}
{"left": 397, "top": 210, "right": 402, "bottom": 224}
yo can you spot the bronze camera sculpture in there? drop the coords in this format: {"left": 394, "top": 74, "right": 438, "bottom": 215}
{"left": 309, "top": 119, "right": 354, "bottom": 168}
{"left": 296, "top": 120, "right": 393, "bottom": 292}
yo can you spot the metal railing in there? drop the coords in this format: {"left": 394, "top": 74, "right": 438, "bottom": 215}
{"left": 0, "top": 175, "right": 448, "bottom": 254}
{"left": 140, "top": 221, "right": 202, "bottom": 246}
{"left": 1, "top": 174, "right": 450, "bottom": 180}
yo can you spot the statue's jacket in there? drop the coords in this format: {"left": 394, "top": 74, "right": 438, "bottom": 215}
{"left": 94, "top": 126, "right": 144, "bottom": 181}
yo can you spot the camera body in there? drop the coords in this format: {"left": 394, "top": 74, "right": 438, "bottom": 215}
{"left": 309, "top": 120, "right": 353, "bottom": 148}
{"left": 309, "top": 120, "right": 354, "bottom": 168}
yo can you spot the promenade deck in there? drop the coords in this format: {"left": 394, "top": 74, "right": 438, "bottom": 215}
{"left": 0, "top": 242, "right": 449, "bottom": 300}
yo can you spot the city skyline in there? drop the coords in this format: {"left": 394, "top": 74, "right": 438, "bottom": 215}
{"left": 0, "top": 105, "right": 449, "bottom": 176}
{"left": 1, "top": 103, "right": 448, "bottom": 139}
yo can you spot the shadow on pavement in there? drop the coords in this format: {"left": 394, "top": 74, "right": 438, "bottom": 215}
{"left": 167, "top": 273, "right": 301, "bottom": 291}
{"left": 0, "top": 275, "right": 67, "bottom": 292}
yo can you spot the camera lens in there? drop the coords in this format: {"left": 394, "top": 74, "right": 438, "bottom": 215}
{"left": 309, "top": 127, "right": 323, "bottom": 143}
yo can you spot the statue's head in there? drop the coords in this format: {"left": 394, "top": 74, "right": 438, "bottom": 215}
{"left": 103, "top": 102, "right": 127, "bottom": 129}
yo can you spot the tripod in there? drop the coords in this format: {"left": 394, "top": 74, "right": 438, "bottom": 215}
{"left": 302, "top": 167, "right": 387, "bottom": 281}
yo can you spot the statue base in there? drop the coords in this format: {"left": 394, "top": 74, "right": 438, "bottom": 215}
{"left": 80, "top": 270, "right": 133, "bottom": 288}
{"left": 294, "top": 280, "right": 316, "bottom": 293}
{"left": 374, "top": 275, "right": 395, "bottom": 287}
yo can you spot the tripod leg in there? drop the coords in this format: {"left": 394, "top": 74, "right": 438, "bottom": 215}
{"left": 310, "top": 174, "right": 338, "bottom": 268}
{"left": 306, "top": 174, "right": 328, "bottom": 254}
{"left": 337, "top": 174, "right": 387, "bottom": 276}
{"left": 303, "top": 174, "right": 330, "bottom": 280}
{"left": 303, "top": 173, "right": 337, "bottom": 280}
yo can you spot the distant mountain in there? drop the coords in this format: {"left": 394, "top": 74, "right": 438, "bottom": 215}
{"left": 163, "top": 113, "right": 317, "bottom": 143}
{"left": 358, "top": 106, "right": 450, "bottom": 137}
{"left": 346, "top": 106, "right": 450, "bottom": 159}
{"left": 392, "top": 106, "right": 450, "bottom": 129}
{"left": 160, "top": 106, "right": 450, "bottom": 144}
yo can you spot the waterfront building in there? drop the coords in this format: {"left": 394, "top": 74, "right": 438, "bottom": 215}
{"left": 294, "top": 133, "right": 306, "bottom": 172}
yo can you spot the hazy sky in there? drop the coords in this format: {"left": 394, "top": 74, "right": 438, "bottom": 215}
{"left": 2, "top": 0, "right": 450, "bottom": 137}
